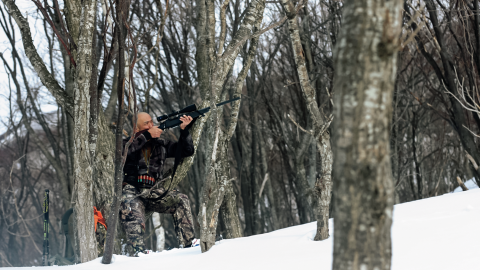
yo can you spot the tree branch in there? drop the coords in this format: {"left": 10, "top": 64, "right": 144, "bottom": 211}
{"left": 1, "top": 0, "right": 74, "bottom": 116}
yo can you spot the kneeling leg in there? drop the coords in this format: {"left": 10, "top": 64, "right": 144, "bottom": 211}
{"left": 120, "top": 185, "right": 146, "bottom": 256}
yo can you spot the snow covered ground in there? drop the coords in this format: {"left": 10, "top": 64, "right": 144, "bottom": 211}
{"left": 7, "top": 187, "right": 480, "bottom": 270}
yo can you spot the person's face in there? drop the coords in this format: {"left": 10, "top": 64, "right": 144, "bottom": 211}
{"left": 137, "top": 114, "right": 154, "bottom": 132}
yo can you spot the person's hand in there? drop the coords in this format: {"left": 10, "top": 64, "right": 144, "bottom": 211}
{"left": 147, "top": 126, "right": 163, "bottom": 138}
{"left": 179, "top": 115, "right": 193, "bottom": 130}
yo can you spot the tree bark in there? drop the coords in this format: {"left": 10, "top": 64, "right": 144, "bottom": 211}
{"left": 331, "top": 0, "right": 402, "bottom": 269}
{"left": 313, "top": 133, "right": 333, "bottom": 240}
{"left": 93, "top": 111, "right": 115, "bottom": 212}
{"left": 72, "top": 0, "right": 98, "bottom": 263}
{"left": 220, "top": 181, "right": 243, "bottom": 239}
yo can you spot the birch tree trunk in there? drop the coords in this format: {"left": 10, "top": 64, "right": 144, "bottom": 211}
{"left": 72, "top": 0, "right": 98, "bottom": 263}
{"left": 331, "top": 0, "right": 402, "bottom": 269}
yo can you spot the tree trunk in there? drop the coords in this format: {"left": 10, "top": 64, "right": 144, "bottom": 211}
{"left": 93, "top": 111, "right": 115, "bottom": 212}
{"left": 102, "top": 1, "right": 128, "bottom": 262}
{"left": 220, "top": 181, "right": 243, "bottom": 239}
{"left": 198, "top": 136, "right": 229, "bottom": 252}
{"left": 280, "top": 0, "right": 333, "bottom": 238}
{"left": 313, "top": 133, "right": 333, "bottom": 240}
{"left": 72, "top": 0, "right": 99, "bottom": 263}
{"left": 331, "top": 0, "right": 402, "bottom": 269}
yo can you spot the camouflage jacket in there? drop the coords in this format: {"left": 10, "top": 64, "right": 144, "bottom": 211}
{"left": 123, "top": 128, "right": 194, "bottom": 188}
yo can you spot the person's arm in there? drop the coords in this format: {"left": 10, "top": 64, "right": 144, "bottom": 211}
{"left": 122, "top": 131, "right": 153, "bottom": 156}
{"left": 165, "top": 128, "right": 195, "bottom": 158}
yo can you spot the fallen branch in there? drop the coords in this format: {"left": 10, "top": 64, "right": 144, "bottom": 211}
{"left": 456, "top": 177, "right": 469, "bottom": 191}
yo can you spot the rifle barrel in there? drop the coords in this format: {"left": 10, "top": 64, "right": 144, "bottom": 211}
{"left": 215, "top": 96, "right": 240, "bottom": 107}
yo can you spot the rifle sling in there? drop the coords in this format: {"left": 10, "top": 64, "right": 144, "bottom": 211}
{"left": 157, "top": 132, "right": 183, "bottom": 200}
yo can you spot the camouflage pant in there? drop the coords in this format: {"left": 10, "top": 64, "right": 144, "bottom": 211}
{"left": 120, "top": 184, "right": 195, "bottom": 256}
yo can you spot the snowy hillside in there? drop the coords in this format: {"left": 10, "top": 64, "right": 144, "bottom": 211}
{"left": 8, "top": 188, "right": 480, "bottom": 270}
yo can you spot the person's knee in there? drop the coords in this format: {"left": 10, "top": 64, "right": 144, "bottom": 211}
{"left": 125, "top": 221, "right": 144, "bottom": 235}
{"left": 120, "top": 199, "right": 145, "bottom": 223}
{"left": 177, "top": 193, "right": 190, "bottom": 206}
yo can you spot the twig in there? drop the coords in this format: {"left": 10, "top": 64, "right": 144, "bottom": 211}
{"left": 144, "top": 224, "right": 163, "bottom": 240}
{"left": 221, "top": 16, "right": 287, "bottom": 60}
{"left": 136, "top": 0, "right": 169, "bottom": 62}
{"left": 31, "top": 0, "right": 76, "bottom": 67}
{"left": 287, "top": 114, "right": 313, "bottom": 135}
{"left": 465, "top": 151, "right": 479, "bottom": 170}
{"left": 0, "top": 251, "right": 13, "bottom": 267}
{"left": 258, "top": 173, "right": 269, "bottom": 198}
{"left": 462, "top": 124, "right": 480, "bottom": 138}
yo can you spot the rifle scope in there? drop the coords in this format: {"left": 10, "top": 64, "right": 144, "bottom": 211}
{"left": 157, "top": 104, "right": 198, "bottom": 121}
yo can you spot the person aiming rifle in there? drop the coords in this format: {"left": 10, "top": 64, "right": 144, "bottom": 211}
{"left": 120, "top": 97, "right": 239, "bottom": 256}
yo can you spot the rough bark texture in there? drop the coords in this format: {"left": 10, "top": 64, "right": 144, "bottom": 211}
{"left": 220, "top": 181, "right": 242, "bottom": 239}
{"left": 314, "top": 133, "right": 332, "bottom": 240}
{"left": 331, "top": 0, "right": 402, "bottom": 269}
{"left": 72, "top": 0, "right": 98, "bottom": 263}
{"left": 198, "top": 136, "right": 229, "bottom": 252}
{"left": 93, "top": 111, "right": 115, "bottom": 212}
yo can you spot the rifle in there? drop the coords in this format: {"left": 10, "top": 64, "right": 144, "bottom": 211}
{"left": 156, "top": 97, "right": 241, "bottom": 130}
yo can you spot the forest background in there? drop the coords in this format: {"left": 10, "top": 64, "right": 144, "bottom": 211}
{"left": 1, "top": 0, "right": 480, "bottom": 267}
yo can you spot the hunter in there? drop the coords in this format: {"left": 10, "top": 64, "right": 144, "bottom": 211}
{"left": 121, "top": 112, "right": 195, "bottom": 256}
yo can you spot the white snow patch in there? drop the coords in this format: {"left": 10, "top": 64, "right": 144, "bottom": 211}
{"left": 6, "top": 189, "right": 480, "bottom": 270}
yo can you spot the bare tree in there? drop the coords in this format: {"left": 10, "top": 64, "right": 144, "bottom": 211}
{"left": 280, "top": 0, "right": 334, "bottom": 241}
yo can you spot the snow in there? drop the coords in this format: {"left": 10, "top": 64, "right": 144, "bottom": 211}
{"left": 7, "top": 188, "right": 480, "bottom": 270}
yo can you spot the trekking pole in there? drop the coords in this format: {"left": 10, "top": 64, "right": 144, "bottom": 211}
{"left": 42, "top": 189, "right": 49, "bottom": 266}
